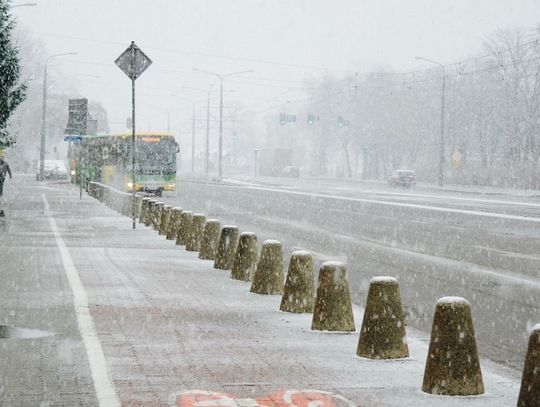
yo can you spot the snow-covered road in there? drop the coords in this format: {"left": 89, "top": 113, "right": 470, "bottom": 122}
{"left": 167, "top": 179, "right": 540, "bottom": 371}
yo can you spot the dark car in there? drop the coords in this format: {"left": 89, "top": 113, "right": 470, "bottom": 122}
{"left": 388, "top": 169, "right": 416, "bottom": 188}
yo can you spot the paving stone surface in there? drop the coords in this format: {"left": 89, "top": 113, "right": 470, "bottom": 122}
{"left": 0, "top": 177, "right": 524, "bottom": 406}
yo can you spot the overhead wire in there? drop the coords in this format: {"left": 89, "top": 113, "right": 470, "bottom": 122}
{"left": 33, "top": 28, "right": 540, "bottom": 84}
{"left": 29, "top": 30, "right": 356, "bottom": 74}
{"left": 27, "top": 26, "right": 540, "bottom": 124}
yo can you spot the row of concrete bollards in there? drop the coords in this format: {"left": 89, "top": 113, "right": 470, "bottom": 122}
{"left": 88, "top": 183, "right": 538, "bottom": 405}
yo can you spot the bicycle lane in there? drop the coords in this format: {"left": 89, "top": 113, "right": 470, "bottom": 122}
{"left": 0, "top": 177, "right": 100, "bottom": 406}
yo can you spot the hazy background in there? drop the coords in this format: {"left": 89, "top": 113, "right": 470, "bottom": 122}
{"left": 14, "top": 0, "right": 540, "bottom": 131}
{"left": 7, "top": 0, "right": 540, "bottom": 185}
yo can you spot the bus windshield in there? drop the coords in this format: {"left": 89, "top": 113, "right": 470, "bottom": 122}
{"left": 136, "top": 138, "right": 177, "bottom": 174}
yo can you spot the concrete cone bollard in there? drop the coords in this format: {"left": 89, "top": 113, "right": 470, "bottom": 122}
{"left": 250, "top": 240, "right": 284, "bottom": 295}
{"left": 356, "top": 276, "right": 409, "bottom": 359}
{"left": 126, "top": 195, "right": 134, "bottom": 217}
{"left": 103, "top": 187, "right": 111, "bottom": 207}
{"left": 135, "top": 196, "right": 143, "bottom": 219}
{"left": 159, "top": 205, "right": 173, "bottom": 235}
{"left": 279, "top": 250, "right": 314, "bottom": 313}
{"left": 120, "top": 194, "right": 130, "bottom": 216}
{"left": 231, "top": 232, "right": 258, "bottom": 281}
{"left": 518, "top": 324, "right": 540, "bottom": 406}
{"left": 153, "top": 202, "right": 165, "bottom": 230}
{"left": 186, "top": 213, "right": 206, "bottom": 252}
{"left": 122, "top": 194, "right": 130, "bottom": 216}
{"left": 148, "top": 200, "right": 158, "bottom": 226}
{"left": 422, "top": 297, "right": 484, "bottom": 396}
{"left": 166, "top": 207, "right": 183, "bottom": 240}
{"left": 214, "top": 225, "right": 240, "bottom": 270}
{"left": 120, "top": 194, "right": 127, "bottom": 215}
{"left": 144, "top": 200, "right": 156, "bottom": 227}
{"left": 117, "top": 193, "right": 124, "bottom": 214}
{"left": 176, "top": 211, "right": 193, "bottom": 246}
{"left": 127, "top": 195, "right": 134, "bottom": 217}
{"left": 98, "top": 185, "right": 105, "bottom": 202}
{"left": 311, "top": 261, "right": 355, "bottom": 332}
{"left": 112, "top": 191, "right": 118, "bottom": 211}
{"left": 141, "top": 199, "right": 149, "bottom": 225}
{"left": 199, "top": 219, "right": 221, "bottom": 260}
{"left": 104, "top": 187, "right": 112, "bottom": 207}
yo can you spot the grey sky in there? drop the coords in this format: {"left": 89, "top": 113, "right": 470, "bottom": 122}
{"left": 14, "top": 0, "right": 540, "bottom": 133}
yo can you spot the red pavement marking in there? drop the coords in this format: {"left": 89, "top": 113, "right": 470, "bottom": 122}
{"left": 174, "top": 389, "right": 356, "bottom": 407}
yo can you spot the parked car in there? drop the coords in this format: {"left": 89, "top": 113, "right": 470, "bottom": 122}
{"left": 36, "top": 160, "right": 69, "bottom": 180}
{"left": 388, "top": 169, "right": 416, "bottom": 188}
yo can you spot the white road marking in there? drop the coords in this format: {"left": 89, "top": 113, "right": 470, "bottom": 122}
{"left": 228, "top": 177, "right": 540, "bottom": 208}
{"left": 203, "top": 182, "right": 540, "bottom": 223}
{"left": 323, "top": 187, "right": 540, "bottom": 208}
{"left": 42, "top": 194, "right": 120, "bottom": 407}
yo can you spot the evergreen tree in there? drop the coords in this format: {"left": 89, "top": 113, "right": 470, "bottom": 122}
{"left": 0, "top": 0, "right": 27, "bottom": 149}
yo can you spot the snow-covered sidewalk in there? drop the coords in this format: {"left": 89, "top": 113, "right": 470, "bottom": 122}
{"left": 0, "top": 177, "right": 526, "bottom": 406}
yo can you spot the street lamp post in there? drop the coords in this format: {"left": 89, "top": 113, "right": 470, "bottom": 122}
{"left": 191, "top": 104, "right": 195, "bottom": 173}
{"left": 0, "top": 2, "right": 36, "bottom": 36}
{"left": 181, "top": 85, "right": 224, "bottom": 176}
{"left": 39, "top": 52, "right": 77, "bottom": 181}
{"left": 415, "top": 56, "right": 446, "bottom": 187}
{"left": 193, "top": 68, "right": 253, "bottom": 178}
{"left": 205, "top": 84, "right": 213, "bottom": 175}
{"left": 10, "top": 2, "right": 38, "bottom": 8}
{"left": 254, "top": 148, "right": 259, "bottom": 178}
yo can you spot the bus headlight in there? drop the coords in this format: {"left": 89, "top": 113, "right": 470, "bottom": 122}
{"left": 127, "top": 182, "right": 134, "bottom": 188}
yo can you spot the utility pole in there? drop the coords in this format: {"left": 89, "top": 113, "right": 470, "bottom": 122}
{"left": 254, "top": 148, "right": 259, "bottom": 178}
{"left": 39, "top": 63, "right": 47, "bottom": 181}
{"left": 178, "top": 85, "right": 216, "bottom": 175}
{"left": 39, "top": 52, "right": 77, "bottom": 181}
{"left": 191, "top": 104, "right": 195, "bottom": 173}
{"left": 205, "top": 84, "right": 212, "bottom": 175}
{"left": 415, "top": 56, "right": 446, "bottom": 186}
{"left": 439, "top": 72, "right": 446, "bottom": 187}
{"left": 192, "top": 68, "right": 253, "bottom": 178}
{"left": 218, "top": 80, "right": 223, "bottom": 177}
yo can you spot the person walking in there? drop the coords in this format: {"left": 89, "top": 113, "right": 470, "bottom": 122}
{"left": 0, "top": 153, "right": 12, "bottom": 198}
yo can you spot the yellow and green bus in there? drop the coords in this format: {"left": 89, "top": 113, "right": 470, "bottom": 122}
{"left": 71, "top": 132, "right": 179, "bottom": 196}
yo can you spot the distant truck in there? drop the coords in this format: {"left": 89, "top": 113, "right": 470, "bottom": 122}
{"left": 257, "top": 148, "right": 298, "bottom": 177}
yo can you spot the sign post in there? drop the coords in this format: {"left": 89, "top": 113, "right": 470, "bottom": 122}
{"left": 115, "top": 41, "right": 152, "bottom": 229}
{"left": 63, "top": 135, "right": 84, "bottom": 199}
{"left": 65, "top": 99, "right": 88, "bottom": 201}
